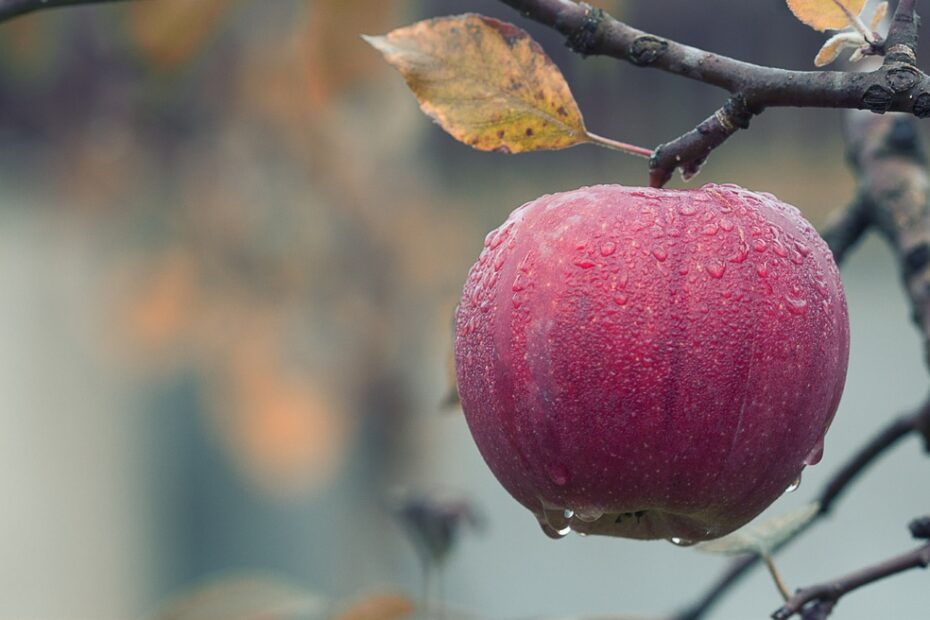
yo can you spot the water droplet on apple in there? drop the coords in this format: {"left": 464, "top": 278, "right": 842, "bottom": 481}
{"left": 756, "top": 262, "right": 769, "bottom": 278}
{"left": 574, "top": 258, "right": 596, "bottom": 269}
{"left": 753, "top": 239, "right": 768, "bottom": 253}
{"left": 614, "top": 294, "right": 629, "bottom": 306}
{"left": 804, "top": 440, "right": 825, "bottom": 466}
{"left": 785, "top": 473, "right": 802, "bottom": 493}
{"left": 784, "top": 294, "right": 808, "bottom": 315}
{"left": 652, "top": 247, "right": 668, "bottom": 262}
{"left": 795, "top": 241, "right": 811, "bottom": 257}
{"left": 706, "top": 259, "right": 726, "bottom": 279}
{"left": 600, "top": 241, "right": 617, "bottom": 257}
{"left": 539, "top": 521, "right": 571, "bottom": 539}
{"left": 667, "top": 537, "right": 697, "bottom": 547}
{"left": 563, "top": 508, "right": 575, "bottom": 520}
{"left": 574, "top": 508, "right": 603, "bottom": 523}
{"left": 547, "top": 463, "right": 570, "bottom": 486}
{"left": 679, "top": 203, "right": 698, "bottom": 216}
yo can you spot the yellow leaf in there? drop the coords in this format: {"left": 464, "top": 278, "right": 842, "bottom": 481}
{"left": 363, "top": 14, "right": 590, "bottom": 154}
{"left": 786, "top": 0, "right": 866, "bottom": 32}
{"left": 813, "top": 32, "right": 862, "bottom": 66}
{"left": 870, "top": 1, "right": 889, "bottom": 31}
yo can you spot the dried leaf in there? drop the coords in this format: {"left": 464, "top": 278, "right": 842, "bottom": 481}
{"left": 786, "top": 0, "right": 866, "bottom": 32}
{"left": 364, "top": 14, "right": 590, "bottom": 154}
{"left": 870, "top": 1, "right": 889, "bottom": 30}
{"left": 813, "top": 32, "right": 863, "bottom": 66}
{"left": 695, "top": 502, "right": 820, "bottom": 556}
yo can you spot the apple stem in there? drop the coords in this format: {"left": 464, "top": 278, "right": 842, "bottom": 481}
{"left": 585, "top": 131, "right": 654, "bottom": 159}
{"left": 763, "top": 553, "right": 792, "bottom": 602}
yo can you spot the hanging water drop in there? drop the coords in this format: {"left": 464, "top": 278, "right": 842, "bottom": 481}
{"left": 574, "top": 508, "right": 603, "bottom": 523}
{"left": 539, "top": 522, "right": 571, "bottom": 539}
{"left": 785, "top": 473, "right": 802, "bottom": 493}
{"left": 804, "top": 440, "right": 825, "bottom": 466}
{"left": 668, "top": 537, "right": 697, "bottom": 547}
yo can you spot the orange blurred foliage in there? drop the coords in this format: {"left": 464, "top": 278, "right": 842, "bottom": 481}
{"left": 210, "top": 334, "right": 353, "bottom": 499}
{"left": 129, "top": 0, "right": 235, "bottom": 70}
{"left": 330, "top": 592, "right": 415, "bottom": 620}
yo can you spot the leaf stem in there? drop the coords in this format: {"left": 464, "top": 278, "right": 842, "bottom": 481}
{"left": 763, "top": 553, "right": 792, "bottom": 602}
{"left": 831, "top": 0, "right": 874, "bottom": 42}
{"left": 585, "top": 131, "right": 654, "bottom": 158}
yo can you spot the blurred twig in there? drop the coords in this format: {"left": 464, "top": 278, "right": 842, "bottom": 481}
{"left": 771, "top": 528, "right": 930, "bottom": 619}
{"left": 0, "top": 0, "right": 137, "bottom": 24}
{"left": 672, "top": 396, "right": 930, "bottom": 620}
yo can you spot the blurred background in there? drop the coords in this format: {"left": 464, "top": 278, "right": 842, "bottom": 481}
{"left": 0, "top": 0, "right": 928, "bottom": 618}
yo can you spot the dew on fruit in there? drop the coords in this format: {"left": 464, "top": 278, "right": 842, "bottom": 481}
{"left": 706, "top": 259, "right": 726, "bottom": 279}
{"left": 679, "top": 202, "right": 698, "bottom": 216}
{"left": 574, "top": 508, "right": 603, "bottom": 523}
{"left": 785, "top": 473, "right": 802, "bottom": 493}
{"left": 752, "top": 239, "right": 768, "bottom": 252}
{"left": 600, "top": 241, "right": 617, "bottom": 256}
{"left": 784, "top": 294, "right": 808, "bottom": 315}
{"left": 773, "top": 242, "right": 788, "bottom": 258}
{"left": 539, "top": 521, "right": 572, "bottom": 539}
{"left": 804, "top": 439, "right": 825, "bottom": 466}
{"left": 702, "top": 223, "right": 719, "bottom": 236}
{"left": 667, "top": 537, "right": 697, "bottom": 547}
{"left": 720, "top": 218, "right": 735, "bottom": 232}
{"left": 547, "top": 463, "right": 570, "bottom": 486}
{"left": 652, "top": 247, "right": 669, "bottom": 261}
{"left": 795, "top": 241, "right": 811, "bottom": 257}
{"left": 756, "top": 262, "right": 769, "bottom": 278}
{"left": 574, "top": 258, "right": 596, "bottom": 269}
{"left": 614, "top": 294, "right": 629, "bottom": 306}
{"left": 729, "top": 243, "right": 749, "bottom": 264}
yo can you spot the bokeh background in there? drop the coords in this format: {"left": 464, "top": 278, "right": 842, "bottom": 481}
{"left": 0, "top": 0, "right": 928, "bottom": 618}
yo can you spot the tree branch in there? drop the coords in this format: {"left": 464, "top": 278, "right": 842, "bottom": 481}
{"left": 497, "top": 0, "right": 930, "bottom": 186}
{"left": 771, "top": 535, "right": 930, "bottom": 619}
{"left": 673, "top": 397, "right": 930, "bottom": 620}
{"left": 0, "top": 0, "right": 136, "bottom": 24}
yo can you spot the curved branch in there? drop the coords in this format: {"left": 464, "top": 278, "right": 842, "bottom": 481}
{"left": 672, "top": 399, "right": 929, "bottom": 620}
{"left": 771, "top": 537, "right": 930, "bottom": 619}
{"left": 0, "top": 0, "right": 136, "bottom": 24}
{"left": 498, "top": 0, "right": 930, "bottom": 185}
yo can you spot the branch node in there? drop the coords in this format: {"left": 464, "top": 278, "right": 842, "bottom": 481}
{"left": 862, "top": 84, "right": 894, "bottom": 113}
{"left": 629, "top": 35, "right": 669, "bottom": 66}
{"left": 886, "top": 43, "right": 918, "bottom": 64}
{"left": 913, "top": 92, "right": 930, "bottom": 118}
{"left": 910, "top": 516, "right": 930, "bottom": 540}
{"left": 886, "top": 63, "right": 921, "bottom": 92}
{"left": 565, "top": 3, "right": 604, "bottom": 57}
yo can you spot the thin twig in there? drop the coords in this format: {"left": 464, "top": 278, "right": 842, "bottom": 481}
{"left": 585, "top": 132, "right": 654, "bottom": 158}
{"left": 831, "top": 0, "right": 875, "bottom": 43}
{"left": 673, "top": 399, "right": 930, "bottom": 620}
{"left": 497, "top": 0, "right": 929, "bottom": 185}
{"left": 763, "top": 554, "right": 792, "bottom": 602}
{"left": 771, "top": 539, "right": 930, "bottom": 619}
{"left": 0, "top": 0, "right": 137, "bottom": 24}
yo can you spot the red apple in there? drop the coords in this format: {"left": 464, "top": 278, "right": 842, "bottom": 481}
{"left": 454, "top": 184, "right": 848, "bottom": 542}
